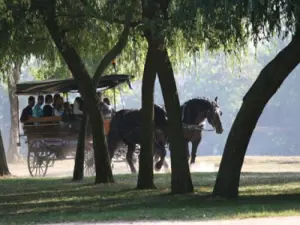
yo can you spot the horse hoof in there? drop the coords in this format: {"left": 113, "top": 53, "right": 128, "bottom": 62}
{"left": 155, "top": 162, "right": 163, "bottom": 171}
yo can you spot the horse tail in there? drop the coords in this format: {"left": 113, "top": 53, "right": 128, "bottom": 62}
{"left": 107, "top": 110, "right": 126, "bottom": 159}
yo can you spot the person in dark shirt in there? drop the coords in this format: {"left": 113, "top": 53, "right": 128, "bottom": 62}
{"left": 43, "top": 94, "right": 54, "bottom": 117}
{"left": 20, "top": 96, "right": 35, "bottom": 123}
{"left": 52, "top": 93, "right": 61, "bottom": 109}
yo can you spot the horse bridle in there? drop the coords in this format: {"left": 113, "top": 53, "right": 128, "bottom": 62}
{"left": 182, "top": 102, "right": 215, "bottom": 132}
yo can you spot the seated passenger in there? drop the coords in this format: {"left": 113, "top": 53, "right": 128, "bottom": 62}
{"left": 101, "top": 97, "right": 113, "bottom": 118}
{"left": 53, "top": 96, "right": 64, "bottom": 116}
{"left": 62, "top": 102, "right": 75, "bottom": 122}
{"left": 43, "top": 94, "right": 54, "bottom": 117}
{"left": 20, "top": 96, "right": 35, "bottom": 123}
{"left": 52, "top": 93, "right": 61, "bottom": 109}
{"left": 73, "top": 97, "right": 84, "bottom": 115}
{"left": 32, "top": 95, "right": 44, "bottom": 118}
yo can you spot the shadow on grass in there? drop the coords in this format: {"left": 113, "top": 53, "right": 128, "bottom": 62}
{"left": 0, "top": 172, "right": 300, "bottom": 224}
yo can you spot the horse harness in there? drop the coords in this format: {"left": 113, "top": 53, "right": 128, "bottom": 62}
{"left": 110, "top": 122, "right": 166, "bottom": 155}
{"left": 181, "top": 102, "right": 215, "bottom": 137}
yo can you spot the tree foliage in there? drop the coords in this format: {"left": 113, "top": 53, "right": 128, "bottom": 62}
{"left": 0, "top": 0, "right": 145, "bottom": 82}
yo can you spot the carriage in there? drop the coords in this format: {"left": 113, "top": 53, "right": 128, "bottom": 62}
{"left": 16, "top": 74, "right": 135, "bottom": 177}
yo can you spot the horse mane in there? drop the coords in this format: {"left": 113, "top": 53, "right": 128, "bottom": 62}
{"left": 182, "top": 97, "right": 218, "bottom": 109}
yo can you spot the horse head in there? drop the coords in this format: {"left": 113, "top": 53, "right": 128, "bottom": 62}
{"left": 206, "top": 96, "right": 223, "bottom": 134}
{"left": 182, "top": 97, "right": 223, "bottom": 134}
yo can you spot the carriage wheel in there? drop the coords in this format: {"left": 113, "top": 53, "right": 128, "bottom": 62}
{"left": 27, "top": 140, "right": 50, "bottom": 177}
{"left": 84, "top": 144, "right": 95, "bottom": 177}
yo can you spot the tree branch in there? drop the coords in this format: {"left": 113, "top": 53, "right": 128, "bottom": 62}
{"left": 92, "top": 0, "right": 137, "bottom": 88}
{"left": 38, "top": 0, "right": 94, "bottom": 98}
{"left": 55, "top": 13, "right": 142, "bottom": 28}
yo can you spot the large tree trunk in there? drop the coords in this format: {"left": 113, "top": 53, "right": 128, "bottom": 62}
{"left": 90, "top": 109, "right": 114, "bottom": 183}
{"left": 137, "top": 44, "right": 156, "bottom": 189}
{"left": 73, "top": 114, "right": 88, "bottom": 181}
{"left": 213, "top": 33, "right": 300, "bottom": 198}
{"left": 43, "top": 11, "right": 113, "bottom": 184}
{"left": 140, "top": 0, "right": 193, "bottom": 194}
{"left": 0, "top": 130, "right": 11, "bottom": 176}
{"left": 155, "top": 47, "right": 194, "bottom": 194}
{"left": 7, "top": 61, "right": 21, "bottom": 163}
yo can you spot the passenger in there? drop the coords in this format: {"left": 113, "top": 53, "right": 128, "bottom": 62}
{"left": 103, "top": 97, "right": 111, "bottom": 107}
{"left": 101, "top": 97, "right": 112, "bottom": 118}
{"left": 63, "top": 102, "right": 72, "bottom": 114}
{"left": 43, "top": 94, "right": 54, "bottom": 117}
{"left": 52, "top": 93, "right": 61, "bottom": 109}
{"left": 62, "top": 102, "right": 75, "bottom": 122}
{"left": 32, "top": 95, "right": 44, "bottom": 118}
{"left": 73, "top": 97, "right": 84, "bottom": 115}
{"left": 53, "top": 96, "right": 64, "bottom": 116}
{"left": 20, "top": 96, "right": 35, "bottom": 123}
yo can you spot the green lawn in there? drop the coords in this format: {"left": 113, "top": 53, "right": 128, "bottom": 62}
{"left": 1, "top": 172, "right": 300, "bottom": 224}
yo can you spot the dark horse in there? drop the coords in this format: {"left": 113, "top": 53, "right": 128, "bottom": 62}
{"left": 181, "top": 97, "right": 223, "bottom": 164}
{"left": 107, "top": 104, "right": 168, "bottom": 173}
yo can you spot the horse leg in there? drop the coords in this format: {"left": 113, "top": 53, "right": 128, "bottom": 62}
{"left": 191, "top": 137, "right": 201, "bottom": 164}
{"left": 126, "top": 143, "right": 137, "bottom": 174}
{"left": 153, "top": 152, "right": 160, "bottom": 164}
{"left": 153, "top": 138, "right": 167, "bottom": 171}
{"left": 185, "top": 140, "right": 190, "bottom": 162}
{"left": 153, "top": 144, "right": 169, "bottom": 170}
{"left": 107, "top": 128, "right": 122, "bottom": 165}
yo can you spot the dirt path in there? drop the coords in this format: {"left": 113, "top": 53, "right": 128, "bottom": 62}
{"left": 42, "top": 216, "right": 300, "bottom": 225}
{"left": 8, "top": 156, "right": 300, "bottom": 178}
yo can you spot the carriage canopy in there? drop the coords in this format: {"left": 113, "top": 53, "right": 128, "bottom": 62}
{"left": 15, "top": 74, "right": 133, "bottom": 95}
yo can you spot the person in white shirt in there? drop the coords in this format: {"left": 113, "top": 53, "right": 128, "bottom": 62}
{"left": 53, "top": 96, "right": 64, "bottom": 116}
{"left": 101, "top": 97, "right": 113, "bottom": 118}
{"left": 73, "top": 97, "right": 84, "bottom": 115}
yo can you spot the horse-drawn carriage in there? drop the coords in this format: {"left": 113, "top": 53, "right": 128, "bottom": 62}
{"left": 16, "top": 74, "right": 134, "bottom": 177}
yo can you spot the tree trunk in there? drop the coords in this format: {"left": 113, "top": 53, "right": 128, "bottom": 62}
{"left": 43, "top": 14, "right": 114, "bottom": 184}
{"left": 140, "top": 0, "right": 193, "bottom": 194}
{"left": 0, "top": 130, "right": 11, "bottom": 176}
{"left": 155, "top": 47, "right": 194, "bottom": 194}
{"left": 137, "top": 45, "right": 156, "bottom": 189}
{"left": 213, "top": 33, "right": 300, "bottom": 198}
{"left": 73, "top": 114, "right": 88, "bottom": 181}
{"left": 7, "top": 61, "right": 21, "bottom": 163}
{"left": 90, "top": 108, "right": 114, "bottom": 183}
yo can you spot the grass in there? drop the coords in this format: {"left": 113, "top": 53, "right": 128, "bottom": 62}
{"left": 1, "top": 172, "right": 300, "bottom": 224}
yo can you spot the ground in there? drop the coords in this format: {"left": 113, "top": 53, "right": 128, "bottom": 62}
{"left": 39, "top": 217, "right": 300, "bottom": 225}
{"left": 1, "top": 156, "right": 300, "bottom": 225}
{"left": 8, "top": 156, "right": 300, "bottom": 177}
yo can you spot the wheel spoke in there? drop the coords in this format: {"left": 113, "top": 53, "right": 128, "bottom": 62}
{"left": 28, "top": 140, "right": 49, "bottom": 177}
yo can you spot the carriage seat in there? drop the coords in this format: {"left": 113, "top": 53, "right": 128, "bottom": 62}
{"left": 22, "top": 116, "right": 62, "bottom": 125}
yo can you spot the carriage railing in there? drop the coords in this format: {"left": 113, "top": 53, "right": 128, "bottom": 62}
{"left": 21, "top": 115, "right": 112, "bottom": 141}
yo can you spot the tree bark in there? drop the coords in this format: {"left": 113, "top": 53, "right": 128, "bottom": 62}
{"left": 42, "top": 7, "right": 113, "bottom": 184}
{"left": 0, "top": 130, "right": 11, "bottom": 176}
{"left": 72, "top": 114, "right": 88, "bottom": 181}
{"left": 155, "top": 47, "right": 194, "bottom": 194}
{"left": 213, "top": 33, "right": 300, "bottom": 198}
{"left": 7, "top": 61, "right": 21, "bottom": 163}
{"left": 136, "top": 45, "right": 156, "bottom": 189}
{"left": 140, "top": 0, "right": 193, "bottom": 194}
